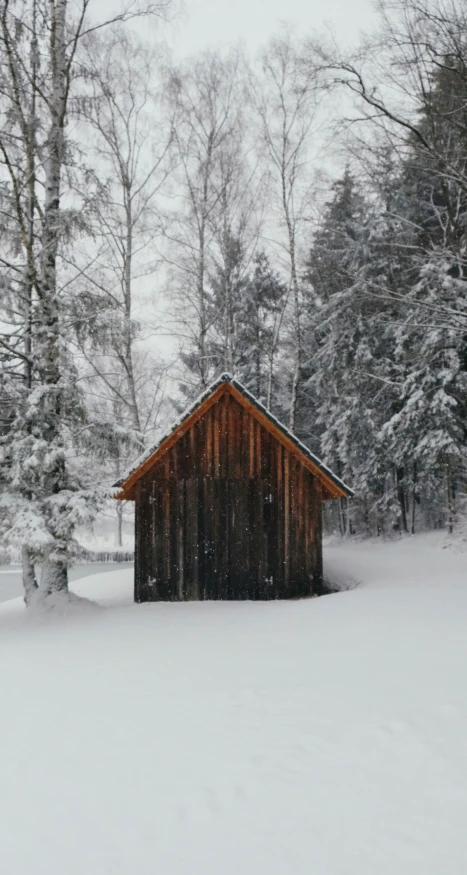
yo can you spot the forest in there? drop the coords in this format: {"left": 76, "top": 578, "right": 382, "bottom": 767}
{"left": 1, "top": 0, "right": 466, "bottom": 603}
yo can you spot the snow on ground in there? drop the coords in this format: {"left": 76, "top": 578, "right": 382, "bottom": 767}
{"left": 1, "top": 533, "right": 467, "bottom": 874}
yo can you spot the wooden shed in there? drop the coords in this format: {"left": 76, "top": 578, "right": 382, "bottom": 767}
{"left": 113, "top": 374, "right": 353, "bottom": 602}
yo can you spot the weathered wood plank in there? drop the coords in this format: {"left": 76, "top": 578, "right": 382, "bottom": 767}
{"left": 184, "top": 478, "right": 199, "bottom": 599}
{"left": 177, "top": 480, "right": 185, "bottom": 600}
{"left": 197, "top": 477, "right": 206, "bottom": 600}
{"left": 283, "top": 450, "right": 290, "bottom": 592}
{"left": 134, "top": 483, "right": 142, "bottom": 602}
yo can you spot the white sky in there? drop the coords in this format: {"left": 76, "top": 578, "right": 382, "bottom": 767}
{"left": 168, "top": 0, "right": 376, "bottom": 57}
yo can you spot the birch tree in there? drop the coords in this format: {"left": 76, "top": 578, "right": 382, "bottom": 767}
{"left": 0, "top": 0, "right": 171, "bottom": 604}
{"left": 79, "top": 29, "right": 172, "bottom": 435}
{"left": 254, "top": 33, "right": 321, "bottom": 430}
{"left": 73, "top": 29, "right": 172, "bottom": 543}
{"left": 164, "top": 49, "right": 245, "bottom": 391}
{"left": 205, "top": 109, "right": 266, "bottom": 378}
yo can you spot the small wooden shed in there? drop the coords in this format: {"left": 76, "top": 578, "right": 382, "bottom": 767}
{"left": 113, "top": 374, "right": 352, "bottom": 602}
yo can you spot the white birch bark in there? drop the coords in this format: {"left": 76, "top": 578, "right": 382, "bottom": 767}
{"left": 254, "top": 35, "right": 317, "bottom": 429}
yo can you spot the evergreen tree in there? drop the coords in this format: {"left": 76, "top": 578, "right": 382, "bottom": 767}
{"left": 234, "top": 252, "right": 287, "bottom": 407}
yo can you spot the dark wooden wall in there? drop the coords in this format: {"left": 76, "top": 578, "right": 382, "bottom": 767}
{"left": 135, "top": 392, "right": 323, "bottom": 601}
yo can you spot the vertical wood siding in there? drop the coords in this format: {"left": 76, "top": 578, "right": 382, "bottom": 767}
{"left": 135, "top": 392, "right": 323, "bottom": 601}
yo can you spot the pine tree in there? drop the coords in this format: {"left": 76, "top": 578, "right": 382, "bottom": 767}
{"left": 304, "top": 171, "right": 405, "bottom": 534}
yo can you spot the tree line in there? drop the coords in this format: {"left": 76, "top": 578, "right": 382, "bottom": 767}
{"left": 0, "top": 0, "right": 466, "bottom": 604}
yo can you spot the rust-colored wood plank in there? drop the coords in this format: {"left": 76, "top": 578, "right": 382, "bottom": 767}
{"left": 236, "top": 479, "right": 249, "bottom": 599}
{"left": 177, "top": 480, "right": 185, "bottom": 600}
{"left": 140, "top": 483, "right": 153, "bottom": 602}
{"left": 134, "top": 482, "right": 142, "bottom": 602}
{"left": 218, "top": 478, "right": 229, "bottom": 600}
{"left": 213, "top": 399, "right": 220, "bottom": 477}
{"left": 203, "top": 477, "right": 215, "bottom": 600}
{"left": 284, "top": 450, "right": 290, "bottom": 591}
{"left": 161, "top": 483, "right": 175, "bottom": 601}
{"left": 206, "top": 406, "right": 213, "bottom": 478}
{"left": 171, "top": 445, "right": 178, "bottom": 479}
{"left": 197, "top": 478, "right": 206, "bottom": 600}
{"left": 276, "top": 444, "right": 284, "bottom": 596}
{"left": 255, "top": 479, "right": 266, "bottom": 598}
{"left": 184, "top": 478, "right": 199, "bottom": 600}
{"left": 249, "top": 412, "right": 255, "bottom": 478}
{"left": 150, "top": 481, "right": 157, "bottom": 600}
{"left": 246, "top": 480, "right": 257, "bottom": 599}
{"left": 228, "top": 394, "right": 235, "bottom": 478}
{"left": 220, "top": 393, "right": 228, "bottom": 478}
{"left": 255, "top": 420, "right": 261, "bottom": 479}
{"left": 153, "top": 481, "right": 165, "bottom": 600}
{"left": 304, "top": 471, "right": 313, "bottom": 589}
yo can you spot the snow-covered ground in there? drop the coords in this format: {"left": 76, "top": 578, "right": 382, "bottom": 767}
{"left": 0, "top": 562, "right": 134, "bottom": 603}
{"left": 1, "top": 533, "right": 467, "bottom": 874}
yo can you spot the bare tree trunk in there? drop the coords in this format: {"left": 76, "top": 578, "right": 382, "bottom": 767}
{"left": 266, "top": 291, "right": 288, "bottom": 410}
{"left": 255, "top": 328, "right": 262, "bottom": 398}
{"left": 445, "top": 461, "right": 454, "bottom": 535}
{"left": 336, "top": 460, "right": 348, "bottom": 536}
{"left": 266, "top": 358, "right": 274, "bottom": 411}
{"left": 363, "top": 496, "right": 370, "bottom": 536}
{"left": 115, "top": 453, "right": 123, "bottom": 547}
{"left": 282, "top": 180, "right": 301, "bottom": 431}
{"left": 24, "top": 0, "right": 37, "bottom": 391}
{"left": 197, "top": 148, "right": 212, "bottom": 389}
{"left": 21, "top": 0, "right": 38, "bottom": 600}
{"left": 256, "top": 37, "right": 315, "bottom": 428}
{"left": 41, "top": 545, "right": 68, "bottom": 596}
{"left": 116, "top": 502, "right": 123, "bottom": 548}
{"left": 339, "top": 497, "right": 348, "bottom": 537}
{"left": 411, "top": 461, "right": 417, "bottom": 535}
{"left": 196, "top": 136, "right": 214, "bottom": 390}
{"left": 396, "top": 466, "right": 408, "bottom": 534}
{"left": 224, "top": 274, "right": 234, "bottom": 373}
{"left": 123, "top": 189, "right": 142, "bottom": 432}
{"left": 198, "top": 224, "right": 208, "bottom": 387}
{"left": 288, "top": 243, "right": 301, "bottom": 431}
{"left": 21, "top": 545, "right": 38, "bottom": 605}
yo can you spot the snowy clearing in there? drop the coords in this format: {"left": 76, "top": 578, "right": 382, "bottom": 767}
{"left": 1, "top": 534, "right": 467, "bottom": 874}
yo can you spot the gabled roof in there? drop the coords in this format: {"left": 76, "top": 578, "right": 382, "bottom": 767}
{"left": 113, "top": 374, "right": 354, "bottom": 500}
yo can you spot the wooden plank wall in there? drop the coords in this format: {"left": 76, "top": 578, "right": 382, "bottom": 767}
{"left": 135, "top": 392, "right": 323, "bottom": 602}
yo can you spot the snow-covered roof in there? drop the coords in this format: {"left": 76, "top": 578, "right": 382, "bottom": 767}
{"left": 113, "top": 373, "right": 354, "bottom": 499}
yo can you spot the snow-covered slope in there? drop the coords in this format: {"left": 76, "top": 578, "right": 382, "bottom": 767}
{"left": 1, "top": 535, "right": 467, "bottom": 875}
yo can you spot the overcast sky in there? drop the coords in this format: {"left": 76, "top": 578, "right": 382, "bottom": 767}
{"left": 168, "top": 0, "right": 376, "bottom": 57}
